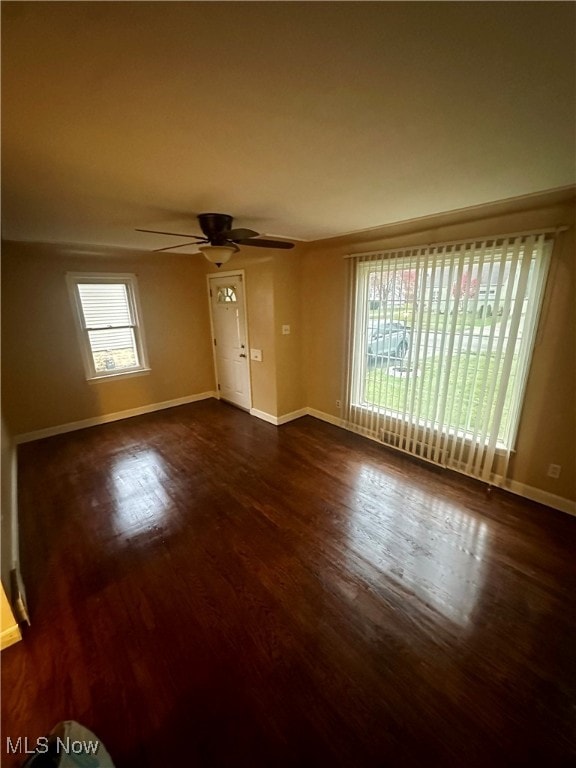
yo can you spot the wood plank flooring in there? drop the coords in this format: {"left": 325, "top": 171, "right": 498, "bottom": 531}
{"left": 2, "top": 400, "right": 576, "bottom": 767}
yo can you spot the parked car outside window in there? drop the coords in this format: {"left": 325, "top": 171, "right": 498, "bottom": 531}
{"left": 367, "top": 321, "right": 410, "bottom": 366}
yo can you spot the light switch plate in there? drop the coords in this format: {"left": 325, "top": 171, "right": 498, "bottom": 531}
{"left": 282, "top": 324, "right": 290, "bottom": 335}
{"left": 250, "top": 348, "right": 262, "bottom": 362}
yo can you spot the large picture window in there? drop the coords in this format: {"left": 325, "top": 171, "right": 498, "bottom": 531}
{"left": 67, "top": 273, "right": 149, "bottom": 380}
{"left": 346, "top": 232, "right": 552, "bottom": 483}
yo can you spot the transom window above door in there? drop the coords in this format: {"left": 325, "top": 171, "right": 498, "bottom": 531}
{"left": 217, "top": 285, "right": 238, "bottom": 304}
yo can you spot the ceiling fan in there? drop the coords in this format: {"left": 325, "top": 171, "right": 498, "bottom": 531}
{"left": 136, "top": 213, "right": 295, "bottom": 267}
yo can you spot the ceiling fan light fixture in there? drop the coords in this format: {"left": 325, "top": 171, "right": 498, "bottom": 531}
{"left": 199, "top": 245, "right": 235, "bottom": 267}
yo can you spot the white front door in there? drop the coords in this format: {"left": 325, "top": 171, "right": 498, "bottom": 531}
{"left": 208, "top": 272, "right": 252, "bottom": 410}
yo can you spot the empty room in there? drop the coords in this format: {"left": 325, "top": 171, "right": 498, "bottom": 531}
{"left": 1, "top": 2, "right": 575, "bottom": 766}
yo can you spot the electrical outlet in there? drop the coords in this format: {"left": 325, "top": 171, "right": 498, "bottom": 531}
{"left": 281, "top": 324, "right": 290, "bottom": 335}
{"left": 547, "top": 464, "right": 561, "bottom": 479}
{"left": 336, "top": 400, "right": 341, "bottom": 409}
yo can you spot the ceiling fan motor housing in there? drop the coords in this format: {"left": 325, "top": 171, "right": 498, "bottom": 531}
{"left": 198, "top": 213, "right": 234, "bottom": 244}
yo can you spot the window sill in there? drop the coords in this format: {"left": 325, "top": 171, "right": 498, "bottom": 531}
{"left": 86, "top": 367, "right": 151, "bottom": 383}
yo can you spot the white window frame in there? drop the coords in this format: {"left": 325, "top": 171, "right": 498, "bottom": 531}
{"left": 67, "top": 272, "right": 150, "bottom": 381}
{"left": 344, "top": 231, "right": 553, "bottom": 483}
{"left": 350, "top": 249, "right": 549, "bottom": 451}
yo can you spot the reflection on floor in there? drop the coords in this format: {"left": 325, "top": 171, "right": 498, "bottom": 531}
{"left": 3, "top": 400, "right": 576, "bottom": 767}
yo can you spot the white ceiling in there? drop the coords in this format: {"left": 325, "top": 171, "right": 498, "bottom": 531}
{"left": 2, "top": 2, "right": 575, "bottom": 252}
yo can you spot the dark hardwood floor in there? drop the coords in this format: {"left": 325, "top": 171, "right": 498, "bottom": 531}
{"left": 2, "top": 400, "right": 576, "bottom": 767}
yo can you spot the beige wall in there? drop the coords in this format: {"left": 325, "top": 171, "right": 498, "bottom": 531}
{"left": 1, "top": 241, "right": 304, "bottom": 435}
{"left": 301, "top": 190, "right": 576, "bottom": 503}
{"left": 1, "top": 241, "right": 215, "bottom": 435}
{"left": 273, "top": 251, "right": 304, "bottom": 417}
{"left": 511, "top": 224, "right": 575, "bottom": 497}
{"left": 2, "top": 190, "right": 574, "bottom": 506}
{"left": 206, "top": 247, "right": 306, "bottom": 419}
{"left": 302, "top": 246, "right": 350, "bottom": 418}
{"left": 242, "top": 258, "right": 278, "bottom": 417}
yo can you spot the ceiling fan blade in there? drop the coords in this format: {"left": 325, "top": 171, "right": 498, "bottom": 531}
{"left": 235, "top": 238, "right": 295, "bottom": 249}
{"left": 136, "top": 228, "right": 204, "bottom": 239}
{"left": 153, "top": 241, "right": 202, "bottom": 252}
{"left": 226, "top": 228, "right": 260, "bottom": 241}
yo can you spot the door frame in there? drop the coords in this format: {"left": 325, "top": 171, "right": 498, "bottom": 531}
{"left": 207, "top": 269, "right": 252, "bottom": 410}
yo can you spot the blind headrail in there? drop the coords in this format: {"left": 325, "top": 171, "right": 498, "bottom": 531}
{"left": 343, "top": 225, "right": 568, "bottom": 260}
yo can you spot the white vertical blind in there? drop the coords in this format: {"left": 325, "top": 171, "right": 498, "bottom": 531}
{"left": 345, "top": 232, "right": 552, "bottom": 484}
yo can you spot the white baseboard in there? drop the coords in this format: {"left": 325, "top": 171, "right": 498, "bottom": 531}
{"left": 448, "top": 463, "right": 576, "bottom": 516}
{"left": 249, "top": 408, "right": 279, "bottom": 425}
{"left": 304, "top": 408, "right": 576, "bottom": 517}
{"left": 251, "top": 407, "right": 331, "bottom": 426}
{"left": 249, "top": 407, "right": 308, "bottom": 425}
{"left": 306, "top": 408, "right": 345, "bottom": 428}
{"left": 14, "top": 392, "right": 217, "bottom": 444}
{"left": 277, "top": 408, "right": 309, "bottom": 425}
{"left": 13, "top": 397, "right": 575, "bottom": 517}
{"left": 502, "top": 479, "right": 576, "bottom": 516}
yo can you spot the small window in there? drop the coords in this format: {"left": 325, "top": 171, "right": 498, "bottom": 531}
{"left": 67, "top": 273, "right": 149, "bottom": 380}
{"left": 217, "top": 285, "right": 238, "bottom": 304}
